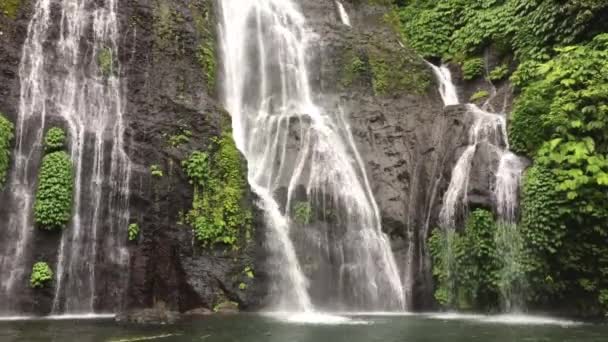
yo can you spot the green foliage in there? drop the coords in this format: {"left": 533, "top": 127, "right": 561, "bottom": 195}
{"left": 197, "top": 42, "right": 217, "bottom": 90}
{"left": 0, "top": 0, "right": 21, "bottom": 19}
{"left": 0, "top": 113, "right": 14, "bottom": 188}
{"left": 34, "top": 151, "right": 73, "bottom": 230}
{"left": 44, "top": 127, "right": 66, "bottom": 152}
{"left": 342, "top": 54, "right": 366, "bottom": 87}
{"left": 243, "top": 266, "right": 254, "bottom": 279}
{"left": 150, "top": 165, "right": 164, "bottom": 178}
{"left": 182, "top": 131, "right": 252, "bottom": 247}
{"left": 97, "top": 47, "right": 113, "bottom": 78}
{"left": 30, "top": 262, "right": 53, "bottom": 288}
{"left": 294, "top": 201, "right": 312, "bottom": 225}
{"left": 369, "top": 49, "right": 431, "bottom": 95}
{"left": 469, "top": 90, "right": 489, "bottom": 102}
{"left": 128, "top": 223, "right": 140, "bottom": 242}
{"left": 429, "top": 210, "right": 502, "bottom": 310}
{"left": 395, "top": 0, "right": 608, "bottom": 63}
{"left": 461, "top": 58, "right": 484, "bottom": 80}
{"left": 488, "top": 64, "right": 509, "bottom": 81}
{"left": 167, "top": 129, "right": 192, "bottom": 147}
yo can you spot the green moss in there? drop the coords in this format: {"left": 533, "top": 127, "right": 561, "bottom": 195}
{"left": 462, "top": 58, "right": 484, "bottom": 80}
{"left": 30, "top": 262, "right": 53, "bottom": 288}
{"left": 152, "top": 1, "right": 185, "bottom": 53}
{"left": 0, "top": 113, "right": 14, "bottom": 188}
{"left": 0, "top": 0, "right": 21, "bottom": 20}
{"left": 469, "top": 90, "right": 489, "bottom": 102}
{"left": 342, "top": 54, "right": 366, "bottom": 87}
{"left": 197, "top": 42, "right": 217, "bottom": 90}
{"left": 182, "top": 130, "right": 252, "bottom": 248}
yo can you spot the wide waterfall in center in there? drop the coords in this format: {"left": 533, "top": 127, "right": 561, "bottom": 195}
{"left": 218, "top": 0, "right": 405, "bottom": 311}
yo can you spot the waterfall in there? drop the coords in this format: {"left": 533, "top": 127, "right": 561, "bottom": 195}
{"left": 428, "top": 63, "right": 459, "bottom": 106}
{"left": 219, "top": 0, "right": 405, "bottom": 311}
{"left": 336, "top": 1, "right": 352, "bottom": 27}
{"left": 0, "top": 0, "right": 130, "bottom": 315}
{"left": 431, "top": 63, "right": 527, "bottom": 310}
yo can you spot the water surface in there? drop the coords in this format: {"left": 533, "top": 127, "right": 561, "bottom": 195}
{"left": 0, "top": 313, "right": 605, "bottom": 342}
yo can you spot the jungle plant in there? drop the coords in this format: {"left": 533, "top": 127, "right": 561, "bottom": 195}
{"left": 30, "top": 262, "right": 53, "bottom": 288}
{"left": 294, "top": 201, "right": 312, "bottom": 225}
{"left": 461, "top": 58, "right": 484, "bottom": 80}
{"left": 34, "top": 151, "right": 74, "bottom": 230}
{"left": 44, "top": 127, "right": 66, "bottom": 152}
{"left": 150, "top": 164, "right": 164, "bottom": 178}
{"left": 128, "top": 223, "right": 140, "bottom": 242}
{"left": 469, "top": 90, "right": 489, "bottom": 102}
{"left": 0, "top": 113, "right": 14, "bottom": 188}
{"left": 182, "top": 131, "right": 252, "bottom": 247}
{"left": 97, "top": 47, "right": 113, "bottom": 78}
{"left": 488, "top": 64, "right": 509, "bottom": 81}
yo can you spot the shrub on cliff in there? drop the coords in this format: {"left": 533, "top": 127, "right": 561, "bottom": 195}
{"left": 30, "top": 262, "right": 53, "bottom": 288}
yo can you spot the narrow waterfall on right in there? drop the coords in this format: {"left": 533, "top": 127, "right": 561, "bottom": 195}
{"left": 431, "top": 64, "right": 528, "bottom": 312}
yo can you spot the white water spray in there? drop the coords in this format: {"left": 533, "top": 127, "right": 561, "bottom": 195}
{"left": 219, "top": 0, "right": 404, "bottom": 311}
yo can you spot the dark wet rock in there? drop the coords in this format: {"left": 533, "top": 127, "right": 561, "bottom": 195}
{"left": 116, "top": 302, "right": 180, "bottom": 325}
{"left": 213, "top": 301, "right": 239, "bottom": 314}
{"left": 182, "top": 307, "right": 213, "bottom": 317}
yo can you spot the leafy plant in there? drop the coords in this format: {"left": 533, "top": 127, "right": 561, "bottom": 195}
{"left": 429, "top": 209, "right": 501, "bottom": 310}
{"left": 469, "top": 90, "right": 489, "bottom": 102}
{"left": 97, "top": 47, "right": 113, "bottom": 78}
{"left": 150, "top": 164, "right": 164, "bottom": 178}
{"left": 182, "top": 131, "right": 252, "bottom": 247}
{"left": 34, "top": 151, "right": 74, "bottom": 230}
{"left": 0, "top": 113, "right": 14, "bottom": 188}
{"left": 168, "top": 129, "right": 192, "bottom": 147}
{"left": 488, "top": 64, "right": 509, "bottom": 81}
{"left": 30, "top": 262, "right": 53, "bottom": 288}
{"left": 197, "top": 42, "right": 217, "bottom": 90}
{"left": 44, "top": 127, "right": 66, "bottom": 152}
{"left": 461, "top": 58, "right": 484, "bottom": 80}
{"left": 128, "top": 223, "right": 140, "bottom": 242}
{"left": 243, "top": 266, "right": 254, "bottom": 279}
{"left": 294, "top": 201, "right": 312, "bottom": 225}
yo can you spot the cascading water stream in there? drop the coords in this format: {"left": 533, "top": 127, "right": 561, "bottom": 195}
{"left": 219, "top": 0, "right": 405, "bottom": 312}
{"left": 336, "top": 1, "right": 352, "bottom": 27}
{"left": 431, "top": 63, "right": 527, "bottom": 311}
{"left": 0, "top": 0, "right": 131, "bottom": 315}
{"left": 427, "top": 63, "right": 459, "bottom": 106}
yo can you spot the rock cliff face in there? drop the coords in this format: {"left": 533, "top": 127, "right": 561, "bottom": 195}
{"left": 117, "top": 0, "right": 267, "bottom": 313}
{"left": 0, "top": 0, "right": 506, "bottom": 314}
